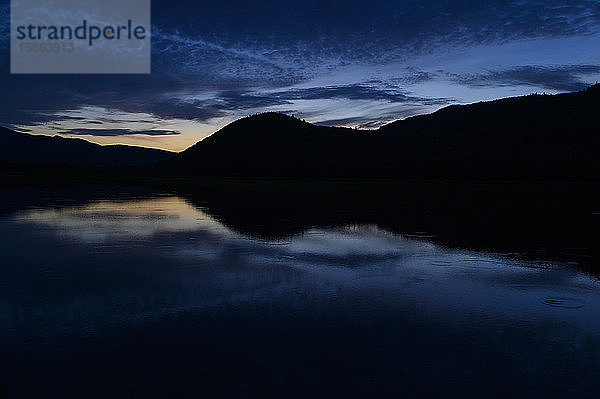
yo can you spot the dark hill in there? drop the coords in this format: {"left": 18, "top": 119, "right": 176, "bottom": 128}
{"left": 165, "top": 85, "right": 600, "bottom": 180}
{"left": 377, "top": 84, "right": 600, "bottom": 179}
{"left": 0, "top": 127, "right": 175, "bottom": 170}
{"left": 167, "top": 112, "right": 375, "bottom": 177}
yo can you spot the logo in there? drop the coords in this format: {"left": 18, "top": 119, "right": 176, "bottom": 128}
{"left": 11, "top": 0, "right": 151, "bottom": 74}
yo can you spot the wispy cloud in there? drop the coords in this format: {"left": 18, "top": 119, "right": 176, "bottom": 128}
{"left": 452, "top": 65, "right": 600, "bottom": 92}
{"left": 60, "top": 128, "right": 181, "bottom": 137}
{"left": 295, "top": 85, "right": 449, "bottom": 105}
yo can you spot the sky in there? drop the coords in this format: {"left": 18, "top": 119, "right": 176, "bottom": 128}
{"left": 1, "top": 0, "right": 600, "bottom": 152}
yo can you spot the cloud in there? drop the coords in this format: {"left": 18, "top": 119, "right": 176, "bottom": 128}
{"left": 150, "top": 0, "right": 600, "bottom": 62}
{"left": 0, "top": 0, "right": 599, "bottom": 135}
{"left": 242, "top": 84, "right": 453, "bottom": 105}
{"left": 314, "top": 117, "right": 390, "bottom": 129}
{"left": 313, "top": 105, "right": 429, "bottom": 129}
{"left": 452, "top": 64, "right": 600, "bottom": 92}
{"left": 59, "top": 128, "right": 181, "bottom": 137}
{"left": 12, "top": 127, "right": 32, "bottom": 133}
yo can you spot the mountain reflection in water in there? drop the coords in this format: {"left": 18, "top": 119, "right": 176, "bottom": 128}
{"left": 1, "top": 184, "right": 599, "bottom": 398}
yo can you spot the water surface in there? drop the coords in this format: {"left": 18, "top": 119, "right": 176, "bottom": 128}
{"left": 1, "top": 186, "right": 599, "bottom": 398}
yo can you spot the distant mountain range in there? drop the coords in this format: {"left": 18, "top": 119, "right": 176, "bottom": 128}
{"left": 0, "top": 127, "right": 174, "bottom": 170}
{"left": 2, "top": 84, "right": 599, "bottom": 180}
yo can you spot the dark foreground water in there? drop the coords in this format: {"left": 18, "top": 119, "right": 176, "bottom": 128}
{"left": 1, "top": 183, "right": 599, "bottom": 398}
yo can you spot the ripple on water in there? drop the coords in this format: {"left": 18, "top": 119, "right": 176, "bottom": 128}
{"left": 430, "top": 261, "right": 453, "bottom": 267}
{"left": 543, "top": 297, "right": 585, "bottom": 309}
{"left": 405, "top": 232, "right": 436, "bottom": 239}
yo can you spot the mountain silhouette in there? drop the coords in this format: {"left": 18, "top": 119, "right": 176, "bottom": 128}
{"left": 165, "top": 112, "right": 372, "bottom": 177}
{"left": 0, "top": 127, "right": 174, "bottom": 170}
{"left": 2, "top": 84, "right": 600, "bottom": 180}
{"left": 165, "top": 84, "right": 600, "bottom": 180}
{"left": 376, "top": 84, "right": 600, "bottom": 180}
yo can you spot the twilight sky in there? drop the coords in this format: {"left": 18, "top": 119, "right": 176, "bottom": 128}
{"left": 2, "top": 0, "right": 600, "bottom": 151}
